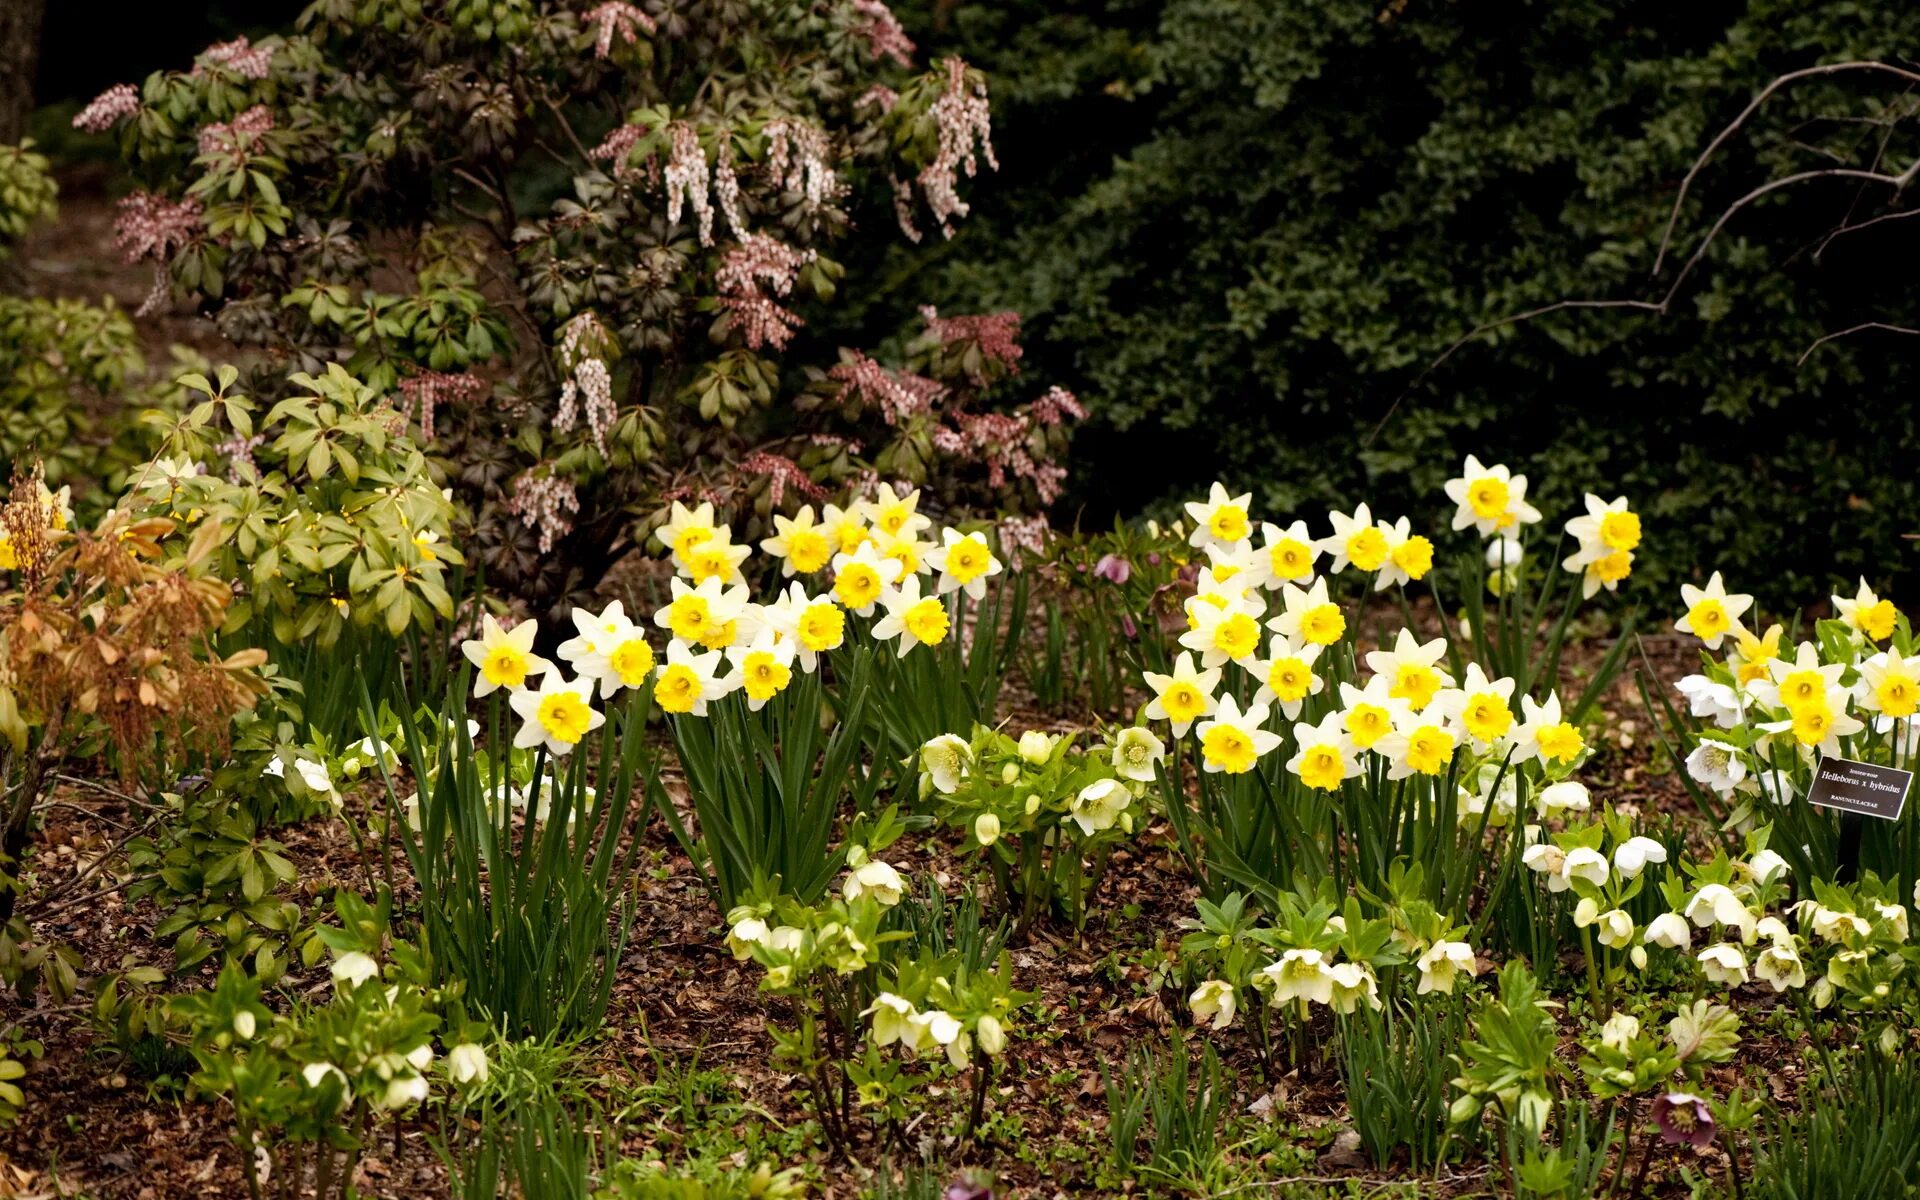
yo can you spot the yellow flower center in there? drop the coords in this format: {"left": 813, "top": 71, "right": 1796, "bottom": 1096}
{"left": 787, "top": 529, "right": 832, "bottom": 574}
{"left": 1594, "top": 549, "right": 1633, "bottom": 585}
{"left": 948, "top": 537, "right": 990, "bottom": 583}
{"left": 535, "top": 691, "right": 594, "bottom": 744}
{"left": 1791, "top": 703, "right": 1833, "bottom": 746}
{"left": 687, "top": 545, "right": 733, "bottom": 583}
{"left": 1391, "top": 663, "right": 1443, "bottom": 712}
{"left": 609, "top": 638, "right": 654, "bottom": 686}
{"left": 1300, "top": 603, "right": 1346, "bottom": 646}
{"left": 667, "top": 596, "right": 711, "bottom": 642}
{"left": 741, "top": 652, "right": 792, "bottom": 702}
{"left": 834, "top": 563, "right": 882, "bottom": 609}
{"left": 1207, "top": 504, "right": 1250, "bottom": 544}
{"left": 1686, "top": 599, "right": 1729, "bottom": 639}
{"left": 1462, "top": 693, "right": 1513, "bottom": 743}
{"left": 1163, "top": 682, "right": 1207, "bottom": 724}
{"left": 1404, "top": 726, "right": 1455, "bottom": 775}
{"left": 902, "top": 597, "right": 950, "bottom": 646}
{"left": 1269, "top": 538, "right": 1312, "bottom": 581}
{"left": 1390, "top": 535, "right": 1434, "bottom": 580}
{"left": 1299, "top": 745, "right": 1346, "bottom": 791}
{"left": 1268, "top": 658, "right": 1314, "bottom": 703}
{"left": 1861, "top": 599, "right": 1899, "bottom": 642}
{"left": 1201, "top": 724, "right": 1257, "bottom": 774}
{"left": 1537, "top": 721, "right": 1584, "bottom": 763}
{"left": 1468, "top": 477, "right": 1510, "bottom": 520}
{"left": 654, "top": 664, "right": 701, "bottom": 714}
{"left": 696, "top": 619, "right": 738, "bottom": 651}
{"left": 482, "top": 645, "right": 532, "bottom": 690}
{"left": 798, "top": 602, "right": 845, "bottom": 652}
{"left": 1345, "top": 703, "right": 1392, "bottom": 749}
{"left": 875, "top": 504, "right": 911, "bottom": 536}
{"left": 1779, "top": 670, "right": 1824, "bottom": 711}
{"left": 1211, "top": 613, "right": 1260, "bottom": 661}
{"left": 672, "top": 526, "right": 714, "bottom": 560}
{"left": 1346, "top": 527, "right": 1389, "bottom": 572}
{"left": 1876, "top": 675, "right": 1917, "bottom": 718}
{"left": 1598, "top": 510, "right": 1641, "bottom": 551}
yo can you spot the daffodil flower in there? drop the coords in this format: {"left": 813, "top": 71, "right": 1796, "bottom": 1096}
{"left": 925, "top": 527, "right": 1003, "bottom": 599}
{"left": 509, "top": 673, "right": 605, "bottom": 755}
{"left": 871, "top": 575, "right": 951, "bottom": 656}
{"left": 759, "top": 505, "right": 835, "bottom": 576}
{"left": 460, "top": 615, "right": 552, "bottom": 696}
{"left": 1182, "top": 481, "right": 1253, "bottom": 550}
{"left": 1141, "top": 651, "right": 1221, "bottom": 738}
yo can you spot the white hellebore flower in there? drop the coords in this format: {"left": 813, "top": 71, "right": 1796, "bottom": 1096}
{"left": 1612, "top": 837, "right": 1669, "bottom": 879}
{"left": 1415, "top": 941, "right": 1478, "bottom": 996}
{"left": 1535, "top": 780, "right": 1591, "bottom": 819}
{"left": 1595, "top": 909, "right": 1635, "bottom": 950}
{"left": 1684, "top": 884, "right": 1754, "bottom": 937}
{"left": 1111, "top": 726, "right": 1167, "bottom": 783}
{"left": 1261, "top": 948, "right": 1335, "bottom": 1007}
{"left": 1753, "top": 941, "right": 1806, "bottom": 992}
{"left": 920, "top": 734, "right": 972, "bottom": 794}
{"left": 1746, "top": 849, "right": 1790, "bottom": 885}
{"left": 1189, "top": 979, "right": 1237, "bottom": 1029}
{"left": 1071, "top": 777, "right": 1133, "bottom": 836}
{"left": 1561, "top": 847, "right": 1610, "bottom": 889}
{"left": 1018, "top": 729, "right": 1058, "bottom": 765}
{"left": 331, "top": 951, "right": 378, "bottom": 989}
{"left": 447, "top": 1043, "right": 490, "bottom": 1085}
{"left": 1696, "top": 943, "right": 1750, "bottom": 986}
{"left": 1685, "top": 740, "right": 1747, "bottom": 794}
{"left": 1643, "top": 912, "right": 1692, "bottom": 950}
{"left": 863, "top": 993, "right": 918, "bottom": 1047}
{"left": 843, "top": 860, "right": 907, "bottom": 907}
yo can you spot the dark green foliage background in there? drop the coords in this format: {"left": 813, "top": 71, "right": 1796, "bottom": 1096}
{"left": 838, "top": 0, "right": 1920, "bottom": 608}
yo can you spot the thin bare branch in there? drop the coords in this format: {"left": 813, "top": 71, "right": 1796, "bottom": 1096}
{"left": 1652, "top": 61, "right": 1920, "bottom": 276}
{"left": 1797, "top": 321, "right": 1920, "bottom": 366}
{"left": 1814, "top": 203, "right": 1920, "bottom": 260}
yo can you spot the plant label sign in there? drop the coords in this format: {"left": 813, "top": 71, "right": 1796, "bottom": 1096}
{"left": 1808, "top": 756, "right": 1912, "bottom": 821}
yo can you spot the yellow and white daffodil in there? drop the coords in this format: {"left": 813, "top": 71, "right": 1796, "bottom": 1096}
{"left": 1286, "top": 710, "right": 1360, "bottom": 791}
{"left": 1141, "top": 651, "right": 1221, "bottom": 738}
{"left": 1255, "top": 519, "right": 1319, "bottom": 589}
{"left": 1833, "top": 577, "right": 1900, "bottom": 643}
{"left": 1363, "top": 628, "right": 1453, "bottom": 713}
{"left": 1336, "top": 676, "right": 1413, "bottom": 753}
{"left": 762, "top": 582, "right": 845, "bottom": 671}
{"left": 831, "top": 540, "right": 904, "bottom": 616}
{"left": 871, "top": 575, "right": 951, "bottom": 656}
{"left": 925, "top": 527, "right": 1003, "bottom": 599}
{"left": 656, "top": 499, "right": 719, "bottom": 563}
{"left": 1512, "top": 692, "right": 1585, "bottom": 767}
{"left": 724, "top": 629, "right": 797, "bottom": 710}
{"left": 1674, "top": 572, "right": 1752, "bottom": 650}
{"left": 1375, "top": 516, "right": 1435, "bottom": 591}
{"left": 1439, "top": 663, "right": 1516, "bottom": 750}
{"left": 1750, "top": 641, "right": 1846, "bottom": 713}
{"left": 1267, "top": 577, "right": 1346, "bottom": 646}
{"left": 1195, "top": 694, "right": 1282, "bottom": 775}
{"left": 559, "top": 602, "right": 656, "bottom": 698}
{"left": 679, "top": 527, "right": 753, "bottom": 586}
{"left": 862, "top": 482, "right": 932, "bottom": 541}
{"left": 1249, "top": 634, "right": 1324, "bottom": 719}
{"left": 1443, "top": 455, "right": 1540, "bottom": 537}
{"left": 1178, "top": 593, "right": 1266, "bottom": 670}
{"left": 1183, "top": 481, "right": 1254, "bottom": 550}
{"left": 1858, "top": 649, "right": 1920, "bottom": 719}
{"left": 1318, "top": 503, "right": 1391, "bottom": 575}
{"left": 509, "top": 673, "right": 605, "bottom": 755}
{"left": 1375, "top": 703, "right": 1459, "bottom": 780}
{"left": 759, "top": 505, "right": 835, "bottom": 576}
{"left": 461, "top": 615, "right": 552, "bottom": 697}
{"left": 821, "top": 501, "right": 871, "bottom": 554}
{"left": 654, "top": 576, "right": 752, "bottom": 651}
{"left": 652, "top": 640, "right": 731, "bottom": 716}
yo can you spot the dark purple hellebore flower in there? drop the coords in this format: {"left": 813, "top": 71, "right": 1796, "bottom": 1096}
{"left": 1651, "top": 1091, "right": 1716, "bottom": 1148}
{"left": 1092, "top": 553, "right": 1131, "bottom": 585}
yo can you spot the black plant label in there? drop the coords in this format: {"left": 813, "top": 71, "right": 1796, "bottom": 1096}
{"left": 1809, "top": 755, "right": 1912, "bottom": 821}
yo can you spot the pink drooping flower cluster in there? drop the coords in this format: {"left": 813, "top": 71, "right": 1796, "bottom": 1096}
{"left": 715, "top": 235, "right": 817, "bottom": 351}
{"left": 584, "top": 1, "right": 656, "bottom": 58}
{"left": 921, "top": 305, "right": 1023, "bottom": 378}
{"left": 197, "top": 36, "right": 274, "bottom": 80}
{"left": 553, "top": 313, "right": 617, "bottom": 452}
{"left": 114, "top": 191, "right": 202, "bottom": 263}
{"left": 714, "top": 148, "right": 746, "bottom": 238}
{"left": 664, "top": 122, "right": 714, "bottom": 245}
{"left": 741, "top": 451, "right": 828, "bottom": 506}
{"left": 396, "top": 371, "right": 486, "bottom": 443}
{"left": 589, "top": 123, "right": 647, "bottom": 181}
{"left": 197, "top": 105, "right": 274, "bottom": 157}
{"left": 829, "top": 353, "right": 944, "bottom": 426}
{"left": 929, "top": 386, "right": 1081, "bottom": 506}
{"left": 115, "top": 190, "right": 203, "bottom": 315}
{"left": 509, "top": 474, "right": 581, "bottom": 554}
{"left": 849, "top": 0, "right": 915, "bottom": 67}
{"left": 915, "top": 58, "right": 997, "bottom": 239}
{"left": 1030, "top": 385, "right": 1087, "bottom": 427}
{"left": 764, "top": 120, "right": 839, "bottom": 208}
{"left": 74, "top": 84, "right": 140, "bottom": 134}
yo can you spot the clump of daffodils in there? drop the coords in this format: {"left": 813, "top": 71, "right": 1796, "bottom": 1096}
{"left": 1669, "top": 572, "right": 1908, "bottom": 831}
{"left": 456, "top": 486, "right": 1008, "bottom": 759}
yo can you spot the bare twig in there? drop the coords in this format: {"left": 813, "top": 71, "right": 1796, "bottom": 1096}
{"left": 1813, "top": 200, "right": 1920, "bottom": 260}
{"left": 1796, "top": 321, "right": 1920, "bottom": 365}
{"left": 1652, "top": 60, "right": 1920, "bottom": 276}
